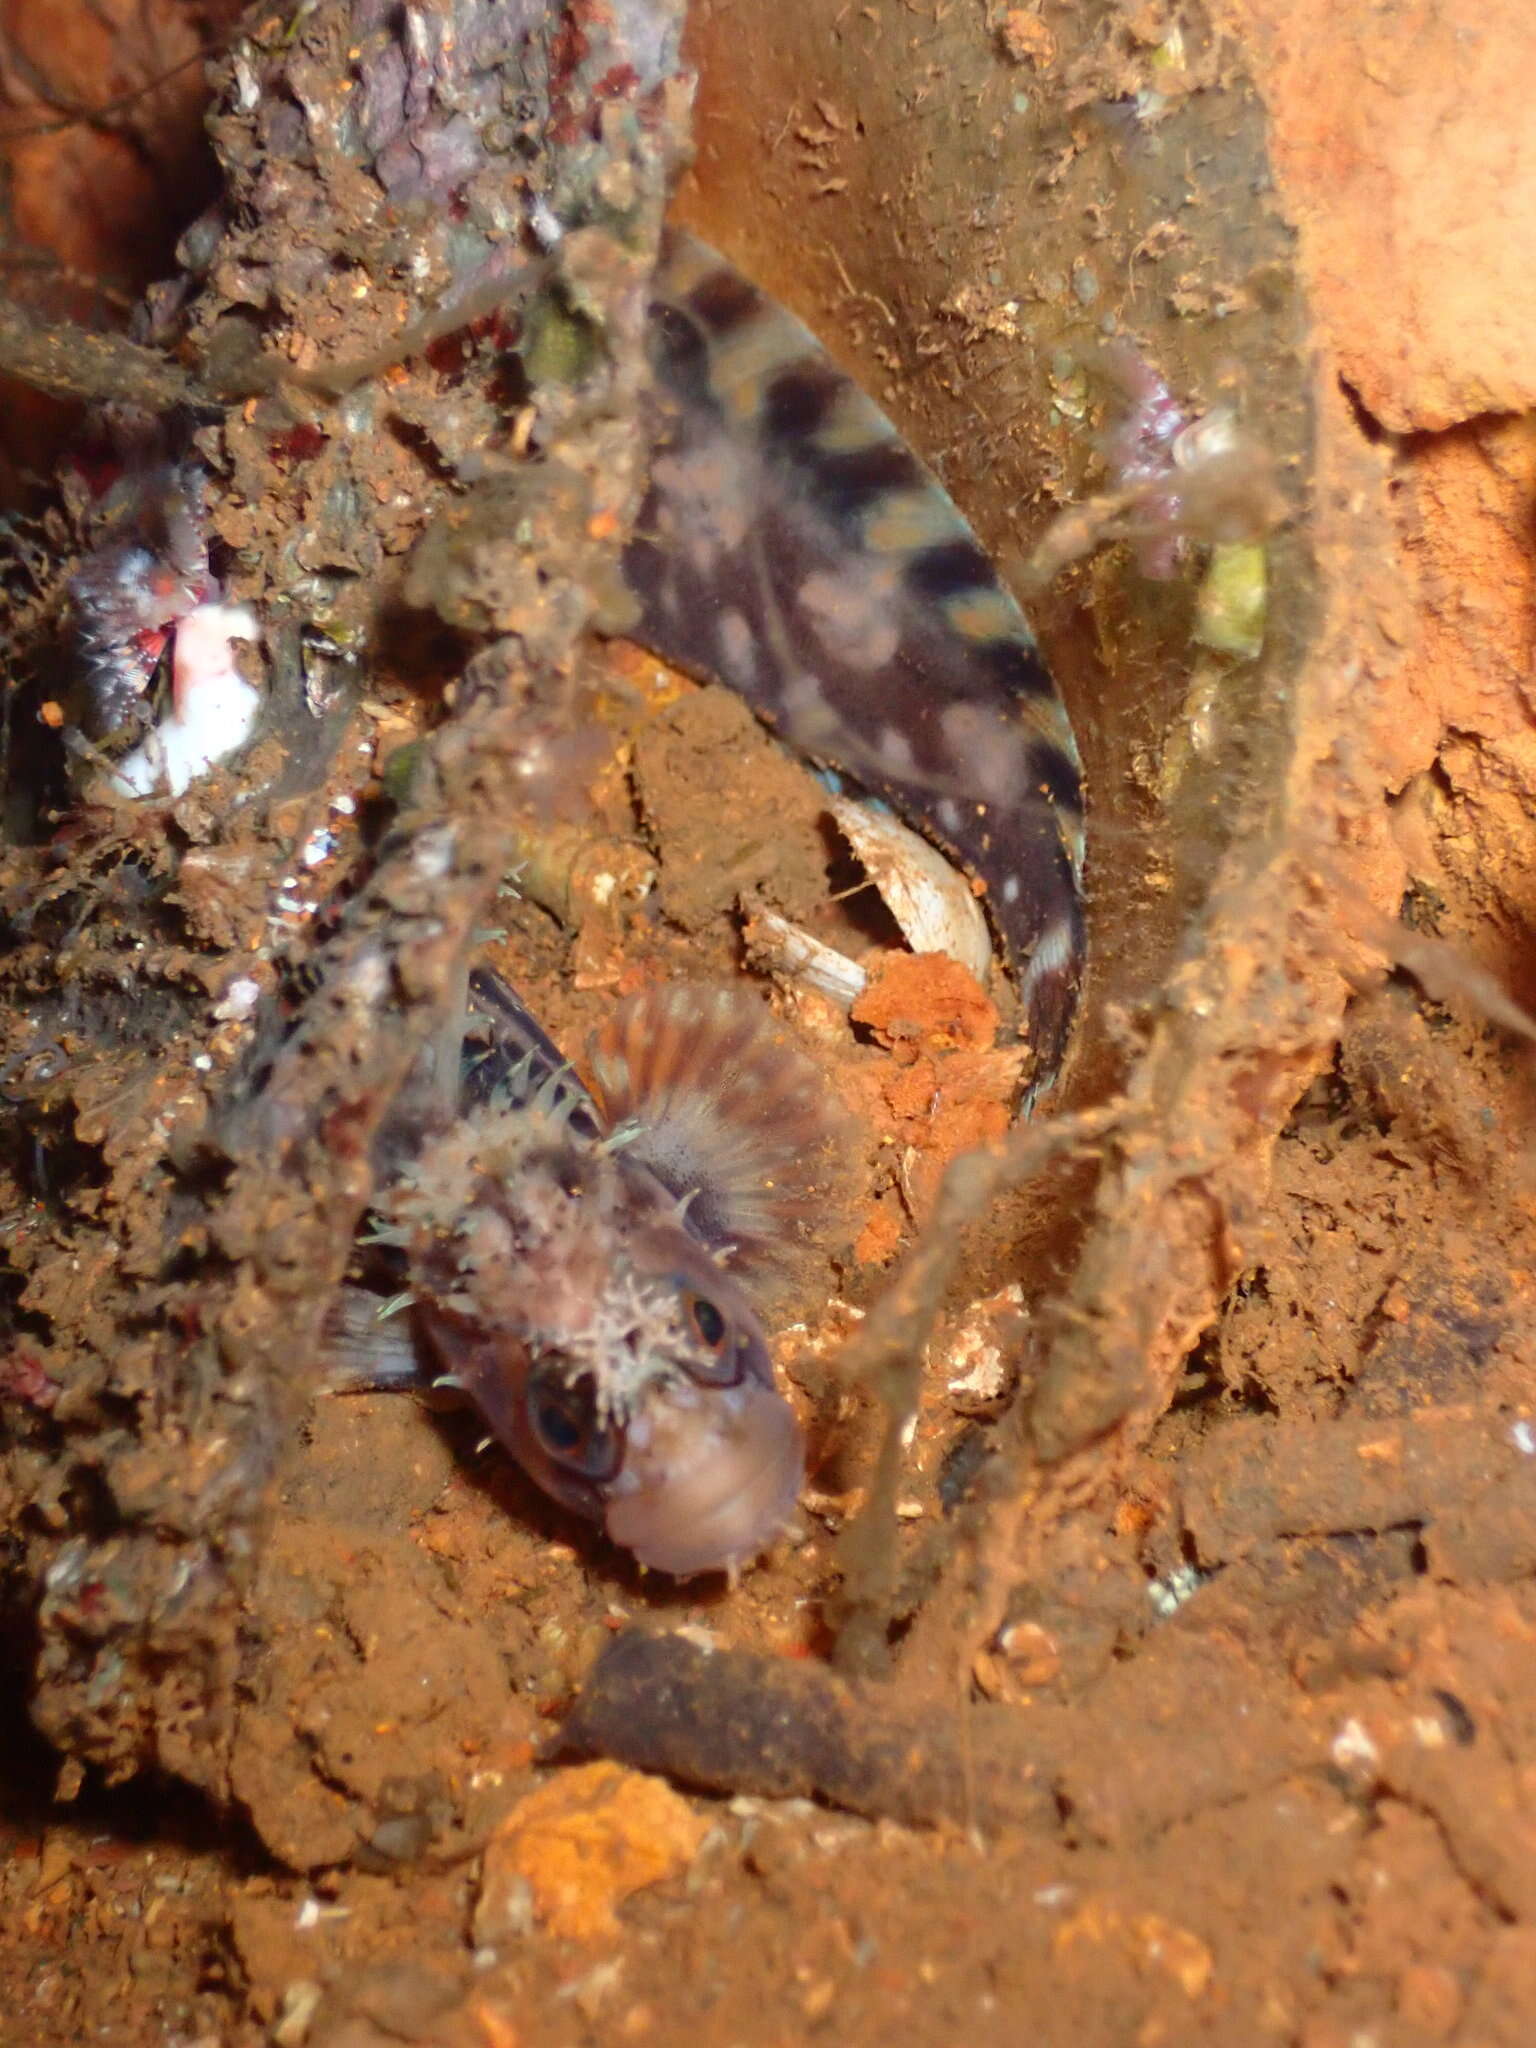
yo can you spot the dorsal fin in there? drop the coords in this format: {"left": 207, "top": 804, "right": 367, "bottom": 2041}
{"left": 462, "top": 966, "right": 604, "bottom": 1139}
{"left": 587, "top": 983, "right": 849, "bottom": 1283}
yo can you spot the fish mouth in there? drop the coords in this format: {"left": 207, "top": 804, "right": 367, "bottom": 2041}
{"left": 602, "top": 1377, "right": 804, "bottom": 1578}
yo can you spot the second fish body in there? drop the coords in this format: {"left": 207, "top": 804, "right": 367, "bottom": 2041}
{"left": 625, "top": 231, "right": 1086, "bottom": 1086}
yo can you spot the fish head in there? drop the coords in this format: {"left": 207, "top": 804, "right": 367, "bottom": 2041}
{"left": 418, "top": 1192, "right": 804, "bottom": 1578}
{"left": 598, "top": 1357, "right": 804, "bottom": 1580}
{"left": 521, "top": 1236, "right": 804, "bottom": 1579}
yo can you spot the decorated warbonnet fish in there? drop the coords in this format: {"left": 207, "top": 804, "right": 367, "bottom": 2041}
{"left": 625, "top": 231, "right": 1087, "bottom": 1089}
{"left": 333, "top": 970, "right": 846, "bottom": 1578}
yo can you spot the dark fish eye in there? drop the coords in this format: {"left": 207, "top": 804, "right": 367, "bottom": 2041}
{"left": 534, "top": 1395, "right": 583, "bottom": 1455}
{"left": 671, "top": 1281, "right": 751, "bottom": 1387}
{"left": 526, "top": 1366, "right": 620, "bottom": 1482}
{"left": 687, "top": 1292, "right": 728, "bottom": 1349}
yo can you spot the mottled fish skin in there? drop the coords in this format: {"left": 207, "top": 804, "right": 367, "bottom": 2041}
{"left": 624, "top": 230, "right": 1085, "bottom": 1085}
{"left": 464, "top": 971, "right": 846, "bottom": 1283}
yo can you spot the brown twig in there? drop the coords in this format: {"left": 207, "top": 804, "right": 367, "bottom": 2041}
{"left": 829, "top": 1099, "right": 1126, "bottom": 1677}
{"left": 0, "top": 296, "right": 205, "bottom": 411}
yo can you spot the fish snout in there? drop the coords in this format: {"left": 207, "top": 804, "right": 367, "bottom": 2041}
{"left": 603, "top": 1375, "right": 803, "bottom": 1577}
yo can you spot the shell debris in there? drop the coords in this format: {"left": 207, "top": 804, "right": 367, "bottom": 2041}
{"left": 744, "top": 794, "right": 993, "bottom": 1014}
{"left": 828, "top": 793, "right": 992, "bottom": 983}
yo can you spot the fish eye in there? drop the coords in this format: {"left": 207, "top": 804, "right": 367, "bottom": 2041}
{"left": 687, "top": 1292, "right": 728, "bottom": 1349}
{"left": 525, "top": 1366, "right": 620, "bottom": 1481}
{"left": 672, "top": 1282, "right": 751, "bottom": 1386}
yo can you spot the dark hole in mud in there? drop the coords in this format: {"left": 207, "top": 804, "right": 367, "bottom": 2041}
{"left": 815, "top": 811, "right": 907, "bottom": 954}
{"left": 936, "top": 1419, "right": 992, "bottom": 1512}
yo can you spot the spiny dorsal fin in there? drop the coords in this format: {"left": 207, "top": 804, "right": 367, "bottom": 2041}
{"left": 587, "top": 983, "right": 851, "bottom": 1286}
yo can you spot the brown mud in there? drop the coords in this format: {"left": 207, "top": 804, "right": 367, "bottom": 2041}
{"left": 2, "top": 1, "right": 1536, "bottom": 2044}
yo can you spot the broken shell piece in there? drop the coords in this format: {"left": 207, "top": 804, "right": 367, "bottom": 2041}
{"left": 513, "top": 823, "right": 657, "bottom": 929}
{"left": 746, "top": 796, "right": 992, "bottom": 1013}
{"left": 112, "top": 602, "right": 262, "bottom": 798}
{"left": 744, "top": 907, "right": 869, "bottom": 1010}
{"left": 934, "top": 1283, "right": 1027, "bottom": 1413}
{"left": 827, "top": 793, "right": 991, "bottom": 983}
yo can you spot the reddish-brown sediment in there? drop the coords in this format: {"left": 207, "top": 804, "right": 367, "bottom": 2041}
{"left": 3, "top": 2, "right": 1536, "bottom": 2044}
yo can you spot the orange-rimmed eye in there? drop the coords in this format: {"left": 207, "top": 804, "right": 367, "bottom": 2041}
{"left": 674, "top": 1283, "right": 749, "bottom": 1387}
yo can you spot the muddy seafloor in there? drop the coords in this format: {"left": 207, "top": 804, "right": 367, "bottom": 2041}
{"left": 3, "top": 1, "right": 1536, "bottom": 2044}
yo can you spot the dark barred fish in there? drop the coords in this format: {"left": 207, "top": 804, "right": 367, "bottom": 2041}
{"left": 625, "top": 230, "right": 1086, "bottom": 1084}
{"left": 332, "top": 971, "right": 845, "bottom": 1577}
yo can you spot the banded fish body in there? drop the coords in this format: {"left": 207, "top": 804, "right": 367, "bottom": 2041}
{"left": 624, "top": 231, "right": 1086, "bottom": 1086}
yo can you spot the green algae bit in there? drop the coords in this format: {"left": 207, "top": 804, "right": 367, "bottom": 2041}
{"left": 1194, "top": 540, "right": 1267, "bottom": 662}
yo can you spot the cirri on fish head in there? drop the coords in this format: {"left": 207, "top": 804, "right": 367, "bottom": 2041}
{"left": 337, "top": 975, "right": 847, "bottom": 1578}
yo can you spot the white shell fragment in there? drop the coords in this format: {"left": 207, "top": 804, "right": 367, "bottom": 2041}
{"left": 113, "top": 602, "right": 262, "bottom": 799}
{"left": 827, "top": 793, "right": 992, "bottom": 983}
{"left": 744, "top": 907, "right": 869, "bottom": 1010}
{"left": 744, "top": 795, "right": 994, "bottom": 1013}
